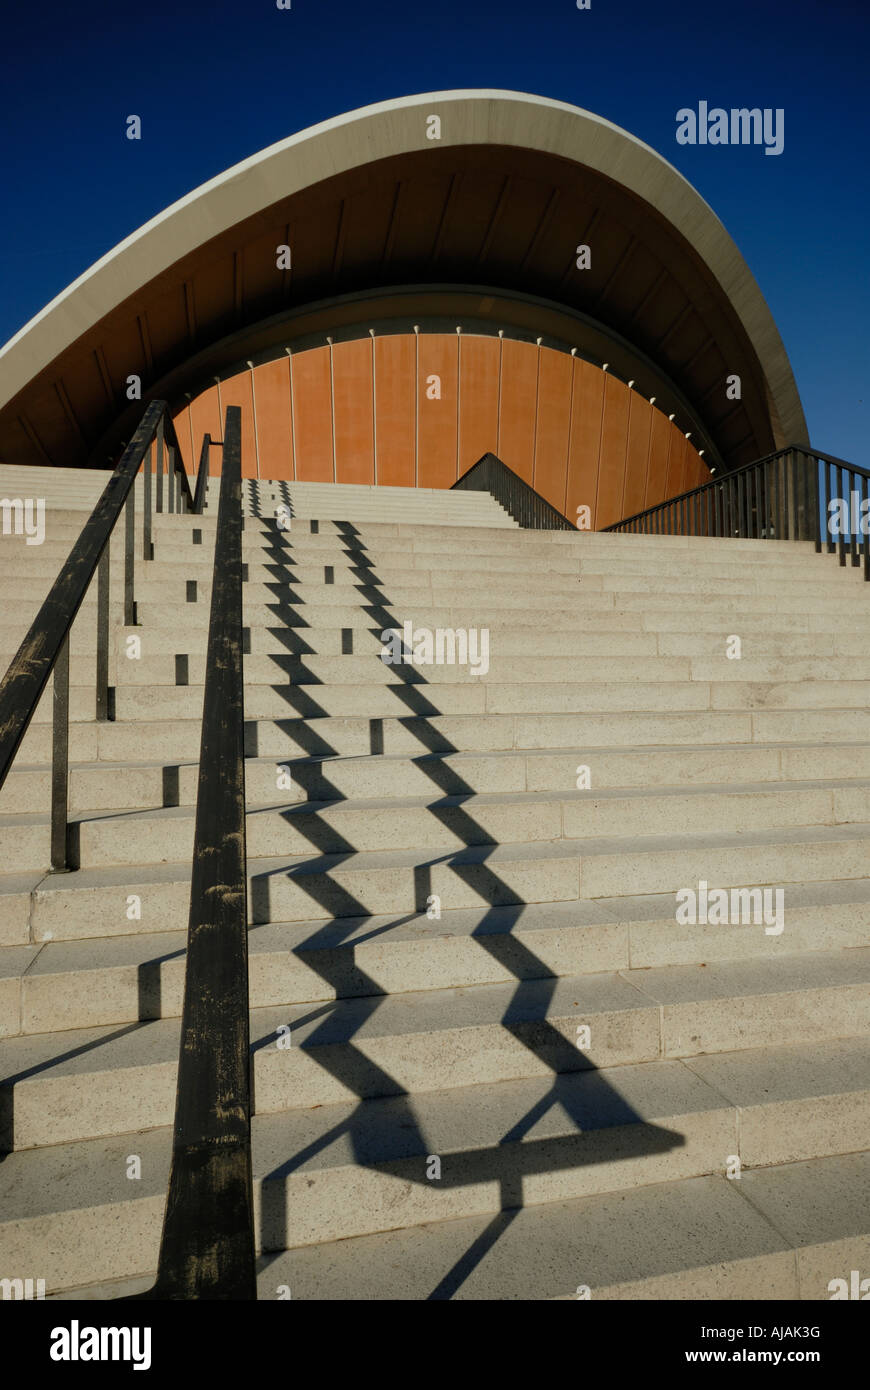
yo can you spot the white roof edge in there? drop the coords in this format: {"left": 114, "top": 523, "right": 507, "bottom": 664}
{"left": 0, "top": 91, "right": 714, "bottom": 362}
{"left": 0, "top": 88, "right": 805, "bottom": 444}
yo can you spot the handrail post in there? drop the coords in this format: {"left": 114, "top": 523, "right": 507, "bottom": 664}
{"left": 812, "top": 451, "right": 822, "bottom": 554}
{"left": 193, "top": 434, "right": 211, "bottom": 515}
{"left": 837, "top": 463, "right": 847, "bottom": 566}
{"left": 156, "top": 415, "right": 165, "bottom": 514}
{"left": 144, "top": 439, "right": 153, "bottom": 561}
{"left": 50, "top": 635, "right": 70, "bottom": 872}
{"left": 124, "top": 488, "right": 136, "bottom": 625}
{"left": 849, "top": 468, "right": 860, "bottom": 566}
{"left": 96, "top": 549, "right": 110, "bottom": 721}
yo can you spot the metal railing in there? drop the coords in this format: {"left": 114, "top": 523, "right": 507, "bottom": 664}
{"left": 452, "top": 452, "right": 574, "bottom": 529}
{"left": 0, "top": 398, "right": 254, "bottom": 1297}
{"left": 604, "top": 444, "right": 870, "bottom": 580}
{"left": 0, "top": 399, "right": 203, "bottom": 869}
{"left": 139, "top": 405, "right": 255, "bottom": 1299}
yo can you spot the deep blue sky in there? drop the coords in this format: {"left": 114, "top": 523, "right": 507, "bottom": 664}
{"left": 1, "top": 0, "right": 867, "bottom": 462}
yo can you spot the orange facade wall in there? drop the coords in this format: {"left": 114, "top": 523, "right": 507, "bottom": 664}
{"left": 417, "top": 335, "right": 458, "bottom": 489}
{"left": 533, "top": 349, "right": 572, "bottom": 505}
{"left": 458, "top": 335, "right": 499, "bottom": 476}
{"left": 218, "top": 371, "right": 258, "bottom": 479}
{"left": 374, "top": 335, "right": 415, "bottom": 486}
{"left": 498, "top": 338, "right": 537, "bottom": 485}
{"left": 291, "top": 347, "right": 333, "bottom": 482}
{"left": 333, "top": 338, "right": 374, "bottom": 484}
{"left": 595, "top": 376, "right": 631, "bottom": 529}
{"left": 252, "top": 356, "right": 293, "bottom": 479}
{"left": 175, "top": 332, "right": 708, "bottom": 526}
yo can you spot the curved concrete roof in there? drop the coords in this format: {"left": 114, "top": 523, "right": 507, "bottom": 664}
{"left": 0, "top": 89, "right": 807, "bottom": 471}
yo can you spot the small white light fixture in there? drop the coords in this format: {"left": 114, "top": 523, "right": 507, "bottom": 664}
{"left": 668, "top": 413, "right": 675, "bottom": 421}
{"left": 685, "top": 431, "right": 692, "bottom": 440}
{"left": 649, "top": 396, "right": 656, "bottom": 405}
{"left": 699, "top": 449, "right": 705, "bottom": 457}
{"left": 627, "top": 379, "right": 635, "bottom": 388}
{"left": 498, "top": 329, "right": 504, "bottom": 339}
{"left": 570, "top": 348, "right": 577, "bottom": 357}
{"left": 536, "top": 336, "right": 543, "bottom": 345}
{"left": 602, "top": 362, "right": 609, "bottom": 372}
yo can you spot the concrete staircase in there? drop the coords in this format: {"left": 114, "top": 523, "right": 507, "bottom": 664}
{"left": 242, "top": 478, "right": 519, "bottom": 527}
{"left": 1, "top": 473, "right": 869, "bottom": 1301}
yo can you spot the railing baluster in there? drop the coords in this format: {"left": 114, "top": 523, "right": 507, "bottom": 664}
{"left": 156, "top": 416, "right": 164, "bottom": 514}
{"left": 756, "top": 461, "right": 767, "bottom": 536}
{"left": 825, "top": 460, "right": 835, "bottom": 553}
{"left": 194, "top": 434, "right": 211, "bottom": 515}
{"left": 50, "top": 635, "right": 70, "bottom": 872}
{"left": 143, "top": 442, "right": 153, "bottom": 561}
{"left": 124, "top": 489, "right": 136, "bottom": 625}
{"left": 96, "top": 548, "right": 110, "bottom": 722}
{"left": 798, "top": 449, "right": 810, "bottom": 543}
{"left": 812, "top": 452, "right": 822, "bottom": 554}
{"left": 837, "top": 464, "right": 847, "bottom": 565}
{"left": 849, "top": 469, "right": 860, "bottom": 566}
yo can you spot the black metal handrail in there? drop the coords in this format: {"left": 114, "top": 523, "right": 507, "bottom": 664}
{"left": 0, "top": 399, "right": 205, "bottom": 868}
{"left": 192, "top": 433, "right": 211, "bottom": 518}
{"left": 136, "top": 405, "right": 254, "bottom": 1299}
{"left": 452, "top": 452, "right": 574, "bottom": 530}
{"left": 603, "top": 443, "right": 870, "bottom": 578}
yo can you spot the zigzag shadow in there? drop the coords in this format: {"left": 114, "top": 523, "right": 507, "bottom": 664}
{"left": 254, "top": 514, "right": 686, "bottom": 1298}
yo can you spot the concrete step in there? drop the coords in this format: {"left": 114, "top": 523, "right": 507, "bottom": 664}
{"left": 78, "top": 647, "right": 870, "bottom": 687}
{"left": 97, "top": 536, "right": 867, "bottom": 584}
{"left": 3, "top": 1042, "right": 868, "bottom": 1293}
{"left": 242, "top": 1150, "right": 870, "bottom": 1300}
{"left": 135, "top": 679, "right": 870, "bottom": 719}
{"left": 7, "top": 776, "right": 870, "bottom": 873}
{"left": 50, "top": 566, "right": 869, "bottom": 611}
{"left": 21, "top": 673, "right": 870, "bottom": 736}
{"left": 18, "top": 705, "right": 870, "bottom": 768}
{"left": 8, "top": 741, "right": 870, "bottom": 817}
{"left": 5, "top": 819, "right": 870, "bottom": 950}
{"left": 137, "top": 588, "right": 870, "bottom": 628}
{"left": 2, "top": 949, "right": 869, "bottom": 1148}
{"left": 3, "top": 878, "right": 869, "bottom": 1028}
